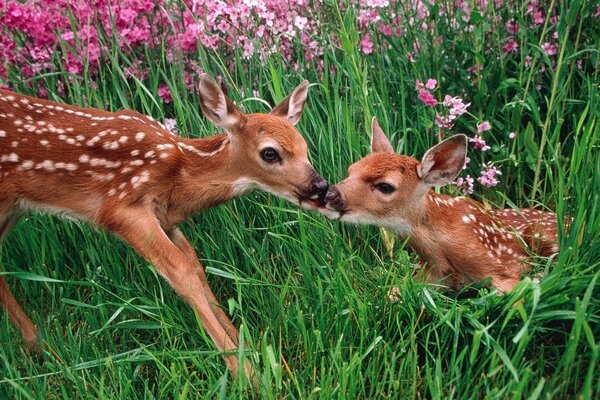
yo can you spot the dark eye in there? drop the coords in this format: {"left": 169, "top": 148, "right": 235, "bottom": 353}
{"left": 375, "top": 183, "right": 395, "bottom": 194}
{"left": 260, "top": 147, "right": 280, "bottom": 163}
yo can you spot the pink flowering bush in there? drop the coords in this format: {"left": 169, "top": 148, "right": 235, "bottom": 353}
{"left": 2, "top": 0, "right": 597, "bottom": 90}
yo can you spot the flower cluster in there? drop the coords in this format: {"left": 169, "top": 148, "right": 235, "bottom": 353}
{"left": 478, "top": 164, "right": 502, "bottom": 187}
{"left": 2, "top": 0, "right": 594, "bottom": 93}
{"left": 0, "top": 0, "right": 327, "bottom": 89}
{"left": 415, "top": 77, "right": 504, "bottom": 193}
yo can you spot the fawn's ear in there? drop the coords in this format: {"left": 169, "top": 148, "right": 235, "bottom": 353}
{"left": 270, "top": 80, "right": 309, "bottom": 126}
{"left": 418, "top": 134, "right": 467, "bottom": 186}
{"left": 370, "top": 117, "right": 394, "bottom": 154}
{"left": 198, "top": 74, "right": 244, "bottom": 132}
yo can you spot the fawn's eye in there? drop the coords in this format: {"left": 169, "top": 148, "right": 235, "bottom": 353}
{"left": 260, "top": 147, "right": 280, "bottom": 163}
{"left": 375, "top": 182, "right": 395, "bottom": 194}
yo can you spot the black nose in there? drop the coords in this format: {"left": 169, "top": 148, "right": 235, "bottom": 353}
{"left": 312, "top": 177, "right": 329, "bottom": 195}
{"left": 325, "top": 186, "right": 340, "bottom": 204}
{"left": 310, "top": 176, "right": 329, "bottom": 204}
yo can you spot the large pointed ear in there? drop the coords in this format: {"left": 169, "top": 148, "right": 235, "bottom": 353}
{"left": 417, "top": 134, "right": 467, "bottom": 186}
{"left": 198, "top": 74, "right": 243, "bottom": 131}
{"left": 370, "top": 117, "right": 394, "bottom": 153}
{"left": 270, "top": 80, "right": 309, "bottom": 126}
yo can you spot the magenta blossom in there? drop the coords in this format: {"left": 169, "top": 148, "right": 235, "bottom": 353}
{"left": 506, "top": 21, "right": 519, "bottom": 35}
{"left": 425, "top": 78, "right": 437, "bottom": 90}
{"left": 454, "top": 175, "right": 474, "bottom": 194}
{"left": 418, "top": 89, "right": 437, "bottom": 106}
{"left": 502, "top": 38, "right": 518, "bottom": 54}
{"left": 435, "top": 114, "right": 456, "bottom": 129}
{"left": 469, "top": 135, "right": 491, "bottom": 151}
{"left": 164, "top": 118, "right": 178, "bottom": 134}
{"left": 443, "top": 95, "right": 470, "bottom": 116}
{"left": 541, "top": 42, "right": 558, "bottom": 56}
{"left": 478, "top": 164, "right": 502, "bottom": 187}
{"left": 360, "top": 34, "right": 374, "bottom": 54}
{"left": 477, "top": 121, "right": 492, "bottom": 132}
{"left": 158, "top": 83, "right": 172, "bottom": 104}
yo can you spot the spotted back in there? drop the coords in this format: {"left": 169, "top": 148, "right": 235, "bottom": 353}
{"left": 488, "top": 207, "right": 559, "bottom": 257}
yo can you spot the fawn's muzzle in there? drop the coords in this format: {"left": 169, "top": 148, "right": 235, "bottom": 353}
{"left": 324, "top": 186, "right": 346, "bottom": 211}
{"left": 310, "top": 176, "right": 329, "bottom": 202}
{"left": 298, "top": 173, "right": 328, "bottom": 208}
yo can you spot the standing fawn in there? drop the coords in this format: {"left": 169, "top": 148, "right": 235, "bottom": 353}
{"left": 322, "top": 118, "right": 558, "bottom": 292}
{"left": 0, "top": 74, "right": 328, "bottom": 380}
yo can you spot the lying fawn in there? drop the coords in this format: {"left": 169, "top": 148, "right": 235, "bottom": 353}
{"left": 0, "top": 75, "right": 328, "bottom": 380}
{"left": 322, "top": 118, "right": 558, "bottom": 292}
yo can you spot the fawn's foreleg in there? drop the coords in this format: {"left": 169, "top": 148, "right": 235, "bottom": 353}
{"left": 101, "top": 207, "right": 253, "bottom": 379}
{"left": 166, "top": 227, "right": 241, "bottom": 346}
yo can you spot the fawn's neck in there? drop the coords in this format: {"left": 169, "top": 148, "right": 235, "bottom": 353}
{"left": 400, "top": 191, "right": 473, "bottom": 263}
{"left": 165, "top": 133, "right": 253, "bottom": 220}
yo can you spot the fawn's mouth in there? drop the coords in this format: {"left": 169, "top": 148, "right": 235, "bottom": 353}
{"left": 296, "top": 187, "right": 328, "bottom": 209}
{"left": 298, "top": 193, "right": 325, "bottom": 209}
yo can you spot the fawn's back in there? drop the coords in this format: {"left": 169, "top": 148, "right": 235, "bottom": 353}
{"left": 0, "top": 90, "right": 228, "bottom": 222}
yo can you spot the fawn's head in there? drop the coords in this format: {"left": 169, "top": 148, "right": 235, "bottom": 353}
{"left": 198, "top": 74, "right": 327, "bottom": 209}
{"left": 322, "top": 118, "right": 467, "bottom": 230}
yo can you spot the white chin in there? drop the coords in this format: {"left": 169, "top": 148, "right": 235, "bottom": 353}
{"left": 299, "top": 199, "right": 321, "bottom": 210}
{"left": 318, "top": 207, "right": 342, "bottom": 220}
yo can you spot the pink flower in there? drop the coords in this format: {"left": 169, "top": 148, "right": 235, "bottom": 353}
{"left": 509, "top": 132, "right": 516, "bottom": 139}
{"left": 469, "top": 135, "right": 491, "bottom": 151}
{"left": 541, "top": 42, "right": 557, "bottom": 56}
{"left": 364, "top": 0, "right": 389, "bottom": 7}
{"left": 525, "top": 55, "right": 533, "bottom": 67}
{"left": 443, "top": 95, "right": 470, "bottom": 115}
{"left": 506, "top": 22, "right": 519, "bottom": 35}
{"left": 435, "top": 114, "right": 456, "bottom": 129}
{"left": 477, "top": 121, "right": 491, "bottom": 132}
{"left": 418, "top": 89, "right": 437, "bottom": 106}
{"left": 454, "top": 175, "right": 474, "bottom": 194}
{"left": 533, "top": 11, "right": 544, "bottom": 25}
{"left": 164, "top": 118, "right": 178, "bottom": 135}
{"left": 425, "top": 78, "right": 437, "bottom": 90}
{"left": 294, "top": 16, "right": 308, "bottom": 31}
{"left": 243, "top": 40, "right": 255, "bottom": 59}
{"left": 379, "top": 23, "right": 393, "bottom": 35}
{"left": 415, "top": 79, "right": 424, "bottom": 89}
{"left": 502, "top": 38, "right": 518, "bottom": 54}
{"left": 158, "top": 83, "right": 172, "bottom": 104}
{"left": 360, "top": 34, "right": 374, "bottom": 54}
{"left": 478, "top": 164, "right": 502, "bottom": 187}
{"left": 595, "top": 5, "right": 600, "bottom": 17}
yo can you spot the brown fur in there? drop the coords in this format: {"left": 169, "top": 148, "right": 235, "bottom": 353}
{"left": 0, "top": 75, "right": 326, "bottom": 382}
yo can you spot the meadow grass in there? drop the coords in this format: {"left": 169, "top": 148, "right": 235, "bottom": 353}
{"left": 1, "top": 2, "right": 599, "bottom": 399}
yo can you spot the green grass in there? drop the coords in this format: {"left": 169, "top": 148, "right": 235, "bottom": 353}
{"left": 1, "top": 2, "right": 599, "bottom": 399}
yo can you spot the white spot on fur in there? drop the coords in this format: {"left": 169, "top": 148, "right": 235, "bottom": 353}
{"left": 19, "top": 160, "right": 34, "bottom": 170}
